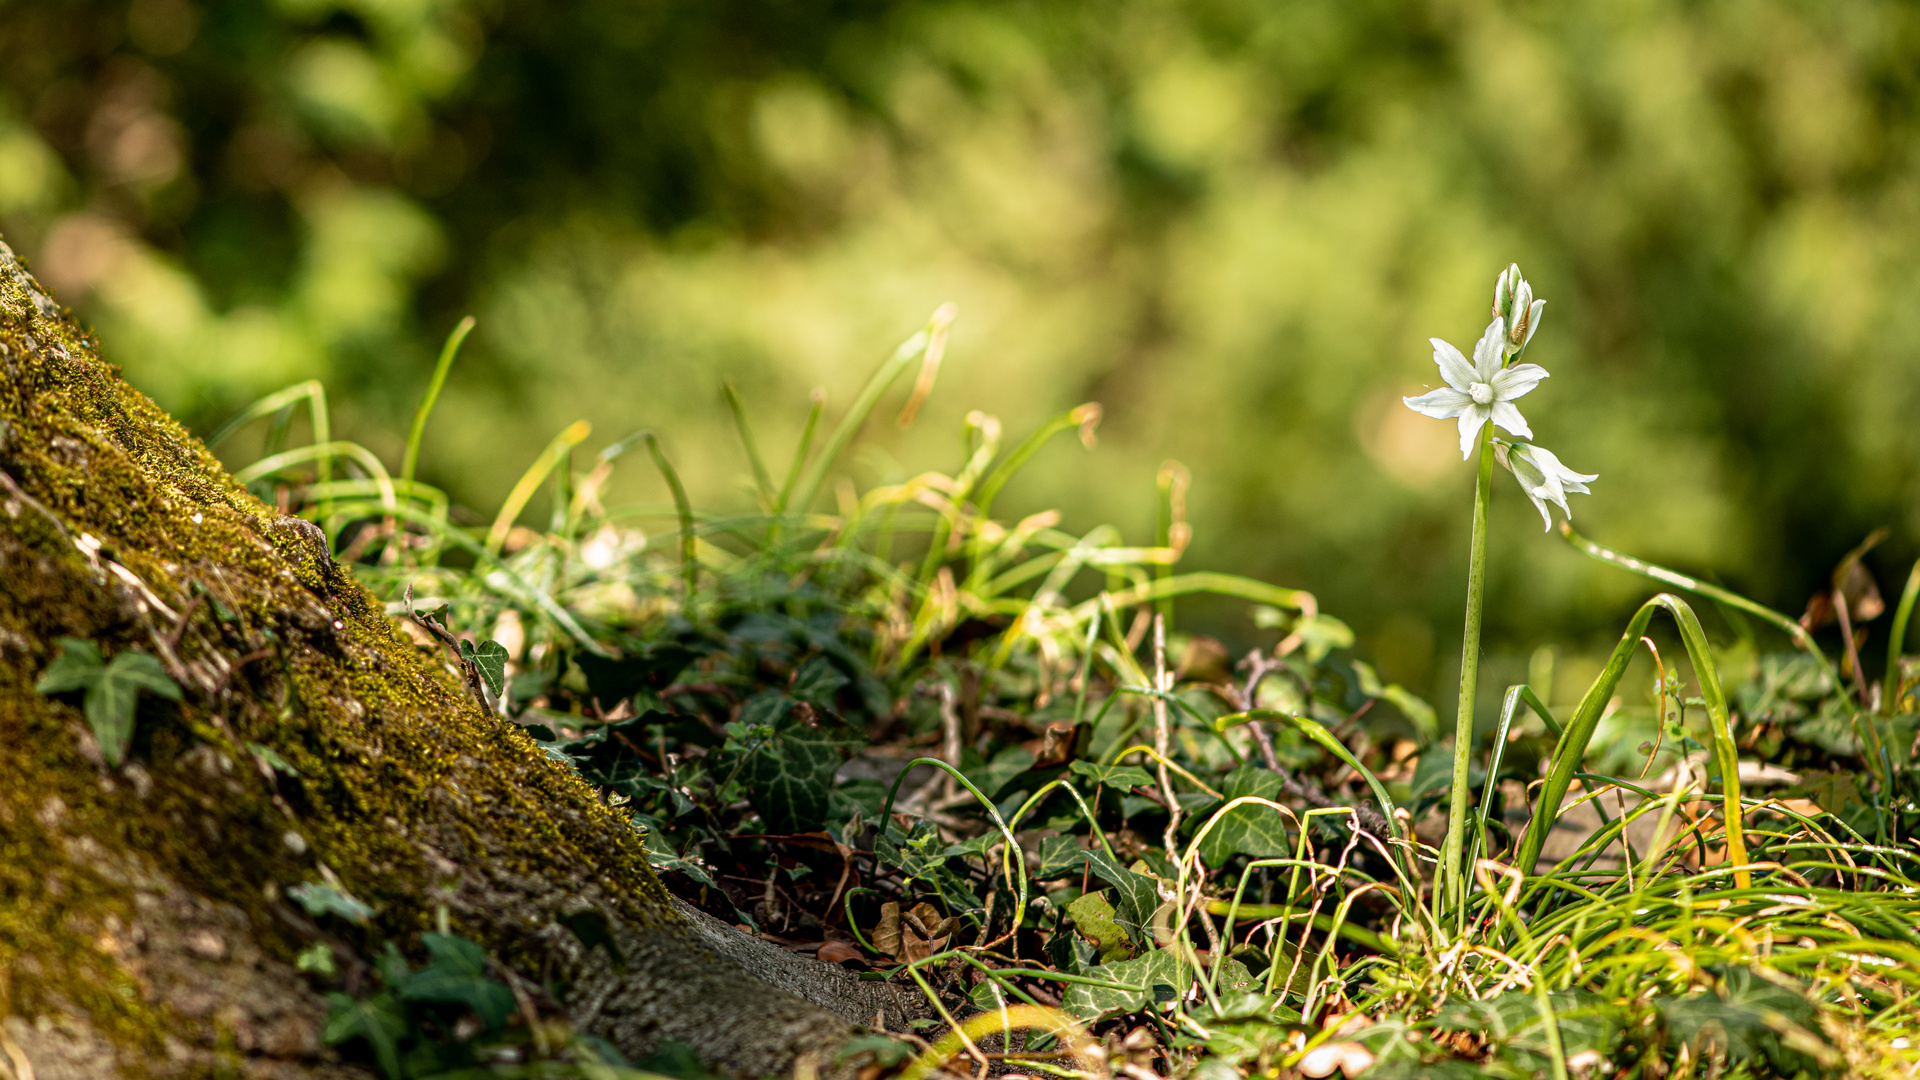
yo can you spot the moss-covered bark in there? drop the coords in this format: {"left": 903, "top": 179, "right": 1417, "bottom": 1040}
{"left": 0, "top": 238, "right": 915, "bottom": 1079}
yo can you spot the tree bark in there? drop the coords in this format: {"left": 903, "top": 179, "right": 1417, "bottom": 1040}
{"left": 0, "top": 238, "right": 920, "bottom": 1080}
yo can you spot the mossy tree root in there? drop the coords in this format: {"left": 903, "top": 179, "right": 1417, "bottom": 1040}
{"left": 0, "top": 238, "right": 918, "bottom": 1080}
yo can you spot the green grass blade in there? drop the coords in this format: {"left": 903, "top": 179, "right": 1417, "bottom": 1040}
{"left": 774, "top": 388, "right": 826, "bottom": 517}
{"left": 722, "top": 379, "right": 776, "bottom": 511}
{"left": 1515, "top": 594, "right": 1749, "bottom": 887}
{"left": 1885, "top": 557, "right": 1920, "bottom": 715}
{"left": 485, "top": 420, "right": 591, "bottom": 556}
{"left": 210, "top": 379, "right": 333, "bottom": 520}
{"left": 207, "top": 379, "right": 328, "bottom": 451}
{"left": 1470, "top": 685, "right": 1529, "bottom": 873}
{"left": 235, "top": 440, "right": 396, "bottom": 518}
{"left": 789, "top": 305, "right": 953, "bottom": 516}
{"left": 1559, "top": 522, "right": 1835, "bottom": 686}
{"left": 1064, "top": 571, "right": 1315, "bottom": 626}
{"left": 401, "top": 316, "right": 475, "bottom": 487}
{"left": 644, "top": 432, "right": 698, "bottom": 604}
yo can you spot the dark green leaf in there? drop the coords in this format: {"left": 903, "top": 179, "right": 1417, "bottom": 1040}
{"left": 104, "top": 650, "right": 182, "bottom": 699}
{"left": 560, "top": 910, "right": 627, "bottom": 973}
{"left": 460, "top": 639, "right": 509, "bottom": 698}
{"left": 34, "top": 637, "right": 103, "bottom": 694}
{"left": 1068, "top": 759, "right": 1152, "bottom": 793}
{"left": 323, "top": 991, "right": 406, "bottom": 1079}
{"left": 1037, "top": 834, "right": 1088, "bottom": 879}
{"left": 1060, "top": 948, "right": 1251, "bottom": 1019}
{"left": 398, "top": 969, "right": 515, "bottom": 1031}
{"left": 84, "top": 675, "right": 140, "bottom": 767}
{"left": 790, "top": 657, "right": 849, "bottom": 705}
{"left": 736, "top": 697, "right": 858, "bottom": 834}
{"left": 577, "top": 644, "right": 695, "bottom": 708}
{"left": 41, "top": 645, "right": 181, "bottom": 767}
{"left": 965, "top": 745, "right": 1034, "bottom": 800}
{"left": 838, "top": 1033, "right": 915, "bottom": 1069}
{"left": 419, "top": 932, "right": 486, "bottom": 976}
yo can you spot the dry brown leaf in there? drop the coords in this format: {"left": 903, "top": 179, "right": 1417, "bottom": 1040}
{"left": 816, "top": 941, "right": 865, "bottom": 966}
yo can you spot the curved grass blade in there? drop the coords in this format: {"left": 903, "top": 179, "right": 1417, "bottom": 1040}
{"left": 642, "top": 432, "right": 698, "bottom": 603}
{"left": 236, "top": 441, "right": 396, "bottom": 516}
{"left": 211, "top": 379, "right": 334, "bottom": 519}
{"left": 485, "top": 420, "right": 591, "bottom": 556}
{"left": 965, "top": 403, "right": 1100, "bottom": 583}
{"left": 1065, "top": 571, "right": 1316, "bottom": 626}
{"left": 1559, "top": 522, "right": 1834, "bottom": 687}
{"left": 773, "top": 388, "right": 826, "bottom": 519}
{"left": 1886, "top": 557, "right": 1919, "bottom": 715}
{"left": 722, "top": 379, "right": 776, "bottom": 511}
{"left": 1516, "top": 593, "right": 1749, "bottom": 888}
{"left": 401, "top": 315, "right": 475, "bottom": 487}
{"left": 790, "top": 305, "right": 953, "bottom": 516}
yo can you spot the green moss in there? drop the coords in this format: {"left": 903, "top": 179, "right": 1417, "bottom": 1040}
{"left": 0, "top": 239, "right": 674, "bottom": 1073}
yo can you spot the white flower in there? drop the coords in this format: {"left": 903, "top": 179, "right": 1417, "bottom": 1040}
{"left": 1402, "top": 318, "right": 1551, "bottom": 459}
{"left": 1496, "top": 440, "right": 1598, "bottom": 531}
{"left": 1493, "top": 263, "right": 1546, "bottom": 356}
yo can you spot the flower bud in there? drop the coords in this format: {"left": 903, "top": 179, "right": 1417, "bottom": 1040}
{"left": 1491, "top": 263, "right": 1545, "bottom": 357}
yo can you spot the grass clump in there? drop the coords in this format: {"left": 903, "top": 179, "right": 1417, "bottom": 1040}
{"left": 218, "top": 291, "right": 1920, "bottom": 1080}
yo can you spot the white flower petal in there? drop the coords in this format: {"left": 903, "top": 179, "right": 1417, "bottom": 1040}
{"left": 1457, "top": 406, "right": 1490, "bottom": 459}
{"left": 1403, "top": 387, "right": 1472, "bottom": 419}
{"left": 1471, "top": 319, "right": 1507, "bottom": 381}
{"left": 1523, "top": 488, "right": 1555, "bottom": 531}
{"left": 1430, "top": 338, "right": 1476, "bottom": 391}
{"left": 1488, "top": 400, "right": 1532, "bottom": 440}
{"left": 1490, "top": 363, "right": 1549, "bottom": 401}
{"left": 1523, "top": 298, "right": 1545, "bottom": 348}
{"left": 1504, "top": 442, "right": 1596, "bottom": 527}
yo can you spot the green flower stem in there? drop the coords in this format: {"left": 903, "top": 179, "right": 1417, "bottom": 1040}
{"left": 1443, "top": 426, "right": 1495, "bottom": 924}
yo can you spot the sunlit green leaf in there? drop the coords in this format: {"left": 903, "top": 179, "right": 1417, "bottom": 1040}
{"left": 1196, "top": 764, "right": 1292, "bottom": 866}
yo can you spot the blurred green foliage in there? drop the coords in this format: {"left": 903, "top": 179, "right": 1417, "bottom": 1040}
{"left": 4, "top": 0, "right": 1919, "bottom": 704}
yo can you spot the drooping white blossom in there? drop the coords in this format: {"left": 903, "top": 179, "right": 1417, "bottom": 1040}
{"left": 1496, "top": 440, "right": 1598, "bottom": 530}
{"left": 1493, "top": 263, "right": 1546, "bottom": 356}
{"left": 1402, "top": 318, "right": 1551, "bottom": 459}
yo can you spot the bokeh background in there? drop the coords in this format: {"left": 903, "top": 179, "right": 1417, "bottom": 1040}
{"left": 3, "top": 0, "right": 1918, "bottom": 709}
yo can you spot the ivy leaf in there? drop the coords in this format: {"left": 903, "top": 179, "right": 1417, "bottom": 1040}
{"left": 964, "top": 745, "right": 1034, "bottom": 800}
{"left": 323, "top": 991, "right": 406, "bottom": 1079}
{"left": 1068, "top": 759, "right": 1152, "bottom": 793}
{"left": 735, "top": 694, "right": 859, "bottom": 834}
{"left": 459, "top": 639, "right": 510, "bottom": 698}
{"left": 576, "top": 643, "right": 695, "bottom": 709}
{"left": 399, "top": 932, "right": 516, "bottom": 1031}
{"left": 1061, "top": 950, "right": 1255, "bottom": 1018}
{"left": 35, "top": 639, "right": 181, "bottom": 767}
{"left": 34, "top": 637, "right": 103, "bottom": 693}
{"left": 287, "top": 882, "right": 373, "bottom": 926}
{"left": 790, "top": 657, "right": 849, "bottom": 705}
{"left": 1080, "top": 848, "right": 1161, "bottom": 944}
{"left": 1065, "top": 891, "right": 1133, "bottom": 962}
{"left": 1060, "top": 949, "right": 1175, "bottom": 1017}
{"left": 1197, "top": 764, "right": 1293, "bottom": 866}
{"left": 1037, "top": 835, "right": 1088, "bottom": 879}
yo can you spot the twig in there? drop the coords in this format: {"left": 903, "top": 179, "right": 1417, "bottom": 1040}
{"left": 1153, "top": 616, "right": 1181, "bottom": 859}
{"left": 402, "top": 583, "right": 490, "bottom": 710}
